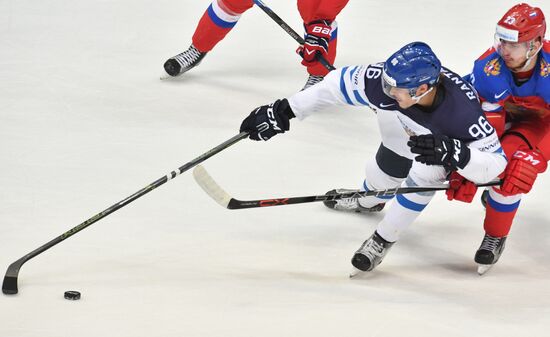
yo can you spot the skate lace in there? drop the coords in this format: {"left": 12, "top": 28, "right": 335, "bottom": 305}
{"left": 359, "top": 238, "right": 385, "bottom": 259}
{"left": 302, "top": 75, "right": 324, "bottom": 90}
{"left": 335, "top": 197, "right": 360, "bottom": 210}
{"left": 174, "top": 46, "right": 203, "bottom": 67}
{"left": 480, "top": 236, "right": 501, "bottom": 252}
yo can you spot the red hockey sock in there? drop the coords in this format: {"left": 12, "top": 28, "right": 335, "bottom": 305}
{"left": 192, "top": 0, "right": 253, "bottom": 52}
{"left": 483, "top": 188, "right": 521, "bottom": 237}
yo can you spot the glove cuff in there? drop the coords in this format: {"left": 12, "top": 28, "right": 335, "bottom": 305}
{"left": 456, "top": 145, "right": 471, "bottom": 170}
{"left": 306, "top": 19, "right": 332, "bottom": 26}
{"left": 279, "top": 99, "right": 296, "bottom": 119}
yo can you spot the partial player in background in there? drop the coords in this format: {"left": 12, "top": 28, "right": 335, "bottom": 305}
{"left": 238, "top": 42, "right": 506, "bottom": 275}
{"left": 448, "top": 3, "right": 549, "bottom": 274}
{"left": 163, "top": 0, "right": 349, "bottom": 90}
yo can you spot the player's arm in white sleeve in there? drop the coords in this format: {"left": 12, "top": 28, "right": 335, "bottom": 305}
{"left": 288, "top": 66, "right": 371, "bottom": 120}
{"left": 458, "top": 131, "right": 507, "bottom": 183}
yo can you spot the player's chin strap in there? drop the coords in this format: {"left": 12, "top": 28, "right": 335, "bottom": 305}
{"left": 410, "top": 86, "right": 434, "bottom": 104}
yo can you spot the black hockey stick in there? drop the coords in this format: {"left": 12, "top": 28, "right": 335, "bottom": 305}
{"left": 2, "top": 132, "right": 248, "bottom": 295}
{"left": 253, "top": 0, "right": 336, "bottom": 72}
{"left": 193, "top": 165, "right": 502, "bottom": 210}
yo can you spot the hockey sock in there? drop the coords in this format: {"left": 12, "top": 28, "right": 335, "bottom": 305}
{"left": 480, "top": 130, "right": 529, "bottom": 237}
{"left": 376, "top": 177, "right": 436, "bottom": 243}
{"left": 483, "top": 187, "right": 521, "bottom": 237}
{"left": 192, "top": 0, "right": 253, "bottom": 52}
{"left": 357, "top": 179, "right": 395, "bottom": 209}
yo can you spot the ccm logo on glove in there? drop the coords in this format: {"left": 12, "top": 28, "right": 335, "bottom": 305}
{"left": 240, "top": 99, "right": 295, "bottom": 141}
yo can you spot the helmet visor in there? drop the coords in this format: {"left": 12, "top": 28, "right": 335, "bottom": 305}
{"left": 381, "top": 70, "right": 399, "bottom": 98}
{"left": 494, "top": 34, "right": 530, "bottom": 57}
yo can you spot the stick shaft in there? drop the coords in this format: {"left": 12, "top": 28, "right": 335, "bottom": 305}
{"left": 2, "top": 132, "right": 248, "bottom": 295}
{"left": 226, "top": 181, "right": 501, "bottom": 209}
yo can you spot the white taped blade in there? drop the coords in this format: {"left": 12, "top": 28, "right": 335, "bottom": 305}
{"left": 192, "top": 165, "right": 232, "bottom": 208}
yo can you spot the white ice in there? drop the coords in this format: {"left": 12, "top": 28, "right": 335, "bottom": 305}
{"left": 1, "top": 1, "right": 549, "bottom": 336}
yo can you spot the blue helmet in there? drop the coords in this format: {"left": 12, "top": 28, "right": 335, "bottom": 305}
{"left": 382, "top": 42, "right": 441, "bottom": 93}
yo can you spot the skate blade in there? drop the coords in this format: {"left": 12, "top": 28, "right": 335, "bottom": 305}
{"left": 477, "top": 264, "right": 494, "bottom": 275}
{"left": 160, "top": 71, "right": 175, "bottom": 80}
{"left": 349, "top": 267, "right": 364, "bottom": 278}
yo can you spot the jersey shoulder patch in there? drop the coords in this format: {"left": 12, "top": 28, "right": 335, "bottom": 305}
{"left": 471, "top": 50, "right": 511, "bottom": 104}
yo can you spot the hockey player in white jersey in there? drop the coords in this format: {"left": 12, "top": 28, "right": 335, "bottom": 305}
{"left": 239, "top": 42, "right": 507, "bottom": 274}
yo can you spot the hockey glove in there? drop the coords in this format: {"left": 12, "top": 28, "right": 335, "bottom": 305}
{"left": 240, "top": 99, "right": 295, "bottom": 141}
{"left": 501, "top": 148, "right": 547, "bottom": 196}
{"left": 446, "top": 171, "right": 477, "bottom": 203}
{"left": 297, "top": 20, "right": 331, "bottom": 67}
{"left": 408, "top": 134, "right": 471, "bottom": 171}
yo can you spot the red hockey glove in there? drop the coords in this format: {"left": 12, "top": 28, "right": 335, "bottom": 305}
{"left": 446, "top": 171, "right": 478, "bottom": 203}
{"left": 501, "top": 148, "right": 547, "bottom": 196}
{"left": 297, "top": 20, "right": 331, "bottom": 67}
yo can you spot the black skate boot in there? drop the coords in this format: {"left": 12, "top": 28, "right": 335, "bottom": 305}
{"left": 323, "top": 189, "right": 385, "bottom": 213}
{"left": 475, "top": 234, "right": 507, "bottom": 275}
{"left": 163, "top": 44, "right": 207, "bottom": 77}
{"left": 350, "top": 231, "right": 394, "bottom": 276}
{"left": 301, "top": 74, "right": 324, "bottom": 91}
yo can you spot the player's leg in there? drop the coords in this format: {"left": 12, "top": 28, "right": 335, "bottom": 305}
{"left": 323, "top": 144, "right": 410, "bottom": 213}
{"left": 300, "top": 23, "right": 338, "bottom": 89}
{"left": 476, "top": 123, "right": 547, "bottom": 273}
{"left": 351, "top": 162, "right": 447, "bottom": 272}
{"left": 297, "top": 0, "right": 346, "bottom": 89}
{"left": 164, "top": 0, "right": 254, "bottom": 77}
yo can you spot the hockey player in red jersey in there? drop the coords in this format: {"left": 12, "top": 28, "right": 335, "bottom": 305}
{"left": 447, "top": 3, "right": 549, "bottom": 274}
{"left": 163, "top": 0, "right": 349, "bottom": 90}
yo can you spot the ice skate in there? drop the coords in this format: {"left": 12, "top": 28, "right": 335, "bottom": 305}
{"left": 301, "top": 74, "right": 324, "bottom": 91}
{"left": 323, "top": 189, "right": 385, "bottom": 213}
{"left": 349, "top": 231, "right": 394, "bottom": 276}
{"left": 162, "top": 44, "right": 207, "bottom": 79}
{"left": 475, "top": 234, "right": 507, "bottom": 275}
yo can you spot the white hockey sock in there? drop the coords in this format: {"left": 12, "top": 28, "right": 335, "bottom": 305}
{"left": 375, "top": 177, "right": 436, "bottom": 242}
{"left": 357, "top": 179, "right": 396, "bottom": 208}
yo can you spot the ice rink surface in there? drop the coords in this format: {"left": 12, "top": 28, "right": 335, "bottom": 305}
{"left": 1, "top": 0, "right": 549, "bottom": 336}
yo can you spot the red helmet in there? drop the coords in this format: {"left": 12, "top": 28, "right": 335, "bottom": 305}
{"left": 496, "top": 3, "right": 546, "bottom": 43}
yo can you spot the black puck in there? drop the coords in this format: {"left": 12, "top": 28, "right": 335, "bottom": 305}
{"left": 64, "top": 291, "right": 81, "bottom": 300}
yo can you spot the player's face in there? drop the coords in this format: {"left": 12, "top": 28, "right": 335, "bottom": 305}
{"left": 389, "top": 87, "right": 417, "bottom": 109}
{"left": 497, "top": 40, "right": 530, "bottom": 69}
{"left": 382, "top": 75, "right": 417, "bottom": 108}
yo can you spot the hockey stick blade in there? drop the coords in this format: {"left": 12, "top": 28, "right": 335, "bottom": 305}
{"left": 193, "top": 165, "right": 502, "bottom": 210}
{"left": 2, "top": 259, "right": 23, "bottom": 294}
{"left": 193, "top": 165, "right": 232, "bottom": 208}
{"left": 2, "top": 277, "right": 17, "bottom": 295}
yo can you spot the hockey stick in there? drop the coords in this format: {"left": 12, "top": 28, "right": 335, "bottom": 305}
{"left": 253, "top": 0, "right": 336, "bottom": 72}
{"left": 2, "top": 132, "right": 248, "bottom": 295}
{"left": 193, "top": 164, "right": 502, "bottom": 210}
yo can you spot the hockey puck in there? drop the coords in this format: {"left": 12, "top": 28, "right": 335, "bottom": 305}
{"left": 64, "top": 291, "right": 81, "bottom": 300}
